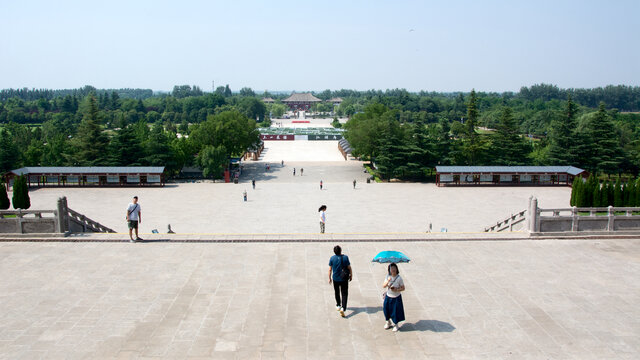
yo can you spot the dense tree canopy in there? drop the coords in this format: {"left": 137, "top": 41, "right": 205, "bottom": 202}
{"left": 2, "top": 83, "right": 640, "bottom": 181}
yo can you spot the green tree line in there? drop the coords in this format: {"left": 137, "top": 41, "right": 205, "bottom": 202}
{"left": 0, "top": 90, "right": 260, "bottom": 179}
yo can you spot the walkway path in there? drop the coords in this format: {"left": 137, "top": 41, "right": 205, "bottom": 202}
{"left": 0, "top": 239, "right": 638, "bottom": 358}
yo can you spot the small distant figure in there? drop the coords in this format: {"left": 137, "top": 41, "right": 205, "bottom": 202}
{"left": 353, "top": 179, "right": 356, "bottom": 189}
{"left": 243, "top": 190, "right": 248, "bottom": 202}
{"left": 293, "top": 168, "right": 296, "bottom": 176}
{"left": 427, "top": 222, "right": 432, "bottom": 233}
{"left": 320, "top": 180, "right": 323, "bottom": 190}
{"left": 281, "top": 160, "right": 284, "bottom": 167}
{"left": 126, "top": 196, "right": 142, "bottom": 243}
{"left": 252, "top": 179, "right": 256, "bottom": 189}
{"left": 267, "top": 164, "right": 270, "bottom": 171}
{"left": 301, "top": 168, "right": 304, "bottom": 176}
{"left": 167, "top": 224, "right": 175, "bottom": 234}
{"left": 319, "top": 205, "right": 327, "bottom": 233}
{"left": 265, "top": 164, "right": 268, "bottom": 171}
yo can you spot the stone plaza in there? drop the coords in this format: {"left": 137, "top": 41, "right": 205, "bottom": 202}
{"left": 1, "top": 140, "right": 639, "bottom": 359}
{"left": 19, "top": 142, "right": 571, "bottom": 235}
{"left": 0, "top": 239, "right": 638, "bottom": 359}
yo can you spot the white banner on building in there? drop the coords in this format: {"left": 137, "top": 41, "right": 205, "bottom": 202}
{"left": 107, "top": 175, "right": 120, "bottom": 183}
{"left": 147, "top": 175, "right": 161, "bottom": 183}
{"left": 440, "top": 174, "right": 453, "bottom": 182}
{"left": 462, "top": 174, "right": 473, "bottom": 182}
{"left": 480, "top": 174, "right": 492, "bottom": 182}
{"left": 294, "top": 135, "right": 308, "bottom": 141}
{"left": 126, "top": 175, "right": 139, "bottom": 183}
{"left": 46, "top": 176, "right": 58, "bottom": 183}
{"left": 86, "top": 175, "right": 99, "bottom": 183}
{"left": 520, "top": 175, "right": 532, "bottom": 182}
{"left": 500, "top": 175, "right": 512, "bottom": 182}
{"left": 66, "top": 176, "right": 79, "bottom": 183}
{"left": 540, "top": 175, "right": 551, "bottom": 182}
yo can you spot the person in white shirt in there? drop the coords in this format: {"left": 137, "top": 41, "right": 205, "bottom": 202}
{"left": 382, "top": 263, "right": 406, "bottom": 332}
{"left": 319, "top": 205, "right": 327, "bottom": 233}
{"left": 126, "top": 196, "right": 142, "bottom": 243}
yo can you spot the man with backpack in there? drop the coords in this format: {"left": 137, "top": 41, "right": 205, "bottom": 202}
{"left": 328, "top": 245, "right": 352, "bottom": 317}
{"left": 126, "top": 196, "right": 142, "bottom": 243}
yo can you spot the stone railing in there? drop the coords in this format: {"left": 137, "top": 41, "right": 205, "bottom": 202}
{"left": 58, "top": 197, "right": 115, "bottom": 233}
{"left": 527, "top": 197, "right": 640, "bottom": 233}
{"left": 0, "top": 209, "right": 58, "bottom": 233}
{"left": 0, "top": 197, "right": 115, "bottom": 234}
{"left": 484, "top": 210, "right": 527, "bottom": 232}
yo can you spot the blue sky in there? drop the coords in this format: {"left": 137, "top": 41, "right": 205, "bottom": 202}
{"left": 1, "top": 0, "right": 638, "bottom": 92}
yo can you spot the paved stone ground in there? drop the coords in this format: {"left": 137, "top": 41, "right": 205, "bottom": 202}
{"left": 0, "top": 239, "right": 638, "bottom": 359}
{"left": 15, "top": 160, "right": 570, "bottom": 235}
{"left": 259, "top": 141, "right": 347, "bottom": 162}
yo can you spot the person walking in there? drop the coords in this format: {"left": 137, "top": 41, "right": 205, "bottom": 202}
{"left": 319, "top": 205, "right": 327, "bottom": 233}
{"left": 126, "top": 196, "right": 142, "bottom": 243}
{"left": 243, "top": 190, "right": 247, "bottom": 202}
{"left": 382, "top": 263, "right": 406, "bottom": 332}
{"left": 320, "top": 180, "right": 323, "bottom": 190}
{"left": 281, "top": 160, "right": 284, "bottom": 167}
{"left": 328, "top": 245, "right": 352, "bottom": 317}
{"left": 293, "top": 168, "right": 296, "bottom": 176}
{"left": 252, "top": 179, "right": 256, "bottom": 189}
{"left": 353, "top": 179, "right": 356, "bottom": 189}
{"left": 300, "top": 168, "right": 304, "bottom": 176}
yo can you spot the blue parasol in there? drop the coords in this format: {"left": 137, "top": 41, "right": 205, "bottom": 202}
{"left": 372, "top": 250, "right": 410, "bottom": 263}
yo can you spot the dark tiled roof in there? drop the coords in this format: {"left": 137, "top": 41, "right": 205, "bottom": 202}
{"left": 282, "top": 93, "right": 322, "bottom": 103}
{"left": 9, "top": 167, "right": 165, "bottom": 175}
{"left": 435, "top": 166, "right": 586, "bottom": 175}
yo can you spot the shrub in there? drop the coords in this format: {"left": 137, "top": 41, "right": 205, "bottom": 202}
{"left": 11, "top": 175, "right": 30, "bottom": 210}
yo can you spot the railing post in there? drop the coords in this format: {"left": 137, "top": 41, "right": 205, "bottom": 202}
{"left": 528, "top": 197, "right": 538, "bottom": 232}
{"left": 16, "top": 208, "right": 24, "bottom": 233}
{"left": 607, "top": 206, "right": 614, "bottom": 231}
{"left": 571, "top": 206, "right": 578, "bottom": 231}
{"left": 56, "top": 198, "right": 65, "bottom": 233}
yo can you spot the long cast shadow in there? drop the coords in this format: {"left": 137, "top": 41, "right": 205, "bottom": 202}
{"left": 401, "top": 319, "right": 456, "bottom": 332}
{"left": 346, "top": 306, "right": 382, "bottom": 318}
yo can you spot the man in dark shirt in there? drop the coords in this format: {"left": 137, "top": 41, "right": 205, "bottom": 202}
{"left": 328, "top": 245, "right": 352, "bottom": 317}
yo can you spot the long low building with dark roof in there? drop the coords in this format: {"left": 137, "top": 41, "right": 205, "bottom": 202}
{"left": 435, "top": 166, "right": 587, "bottom": 186}
{"left": 4, "top": 167, "right": 165, "bottom": 188}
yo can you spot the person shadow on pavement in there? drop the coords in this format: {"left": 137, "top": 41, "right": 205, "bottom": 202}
{"left": 345, "top": 306, "right": 383, "bottom": 318}
{"left": 400, "top": 319, "right": 456, "bottom": 332}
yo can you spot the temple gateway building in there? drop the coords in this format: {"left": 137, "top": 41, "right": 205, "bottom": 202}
{"left": 282, "top": 93, "right": 322, "bottom": 111}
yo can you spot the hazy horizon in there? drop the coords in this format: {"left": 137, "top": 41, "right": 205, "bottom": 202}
{"left": 2, "top": 0, "right": 639, "bottom": 92}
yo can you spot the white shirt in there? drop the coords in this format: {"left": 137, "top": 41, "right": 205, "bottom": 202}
{"left": 320, "top": 211, "right": 326, "bottom": 223}
{"left": 386, "top": 275, "right": 404, "bottom": 298}
{"left": 127, "top": 203, "right": 141, "bottom": 221}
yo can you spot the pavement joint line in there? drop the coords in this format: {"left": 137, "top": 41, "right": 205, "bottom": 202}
{"left": 0, "top": 234, "right": 638, "bottom": 243}
{"left": 95, "top": 231, "right": 525, "bottom": 236}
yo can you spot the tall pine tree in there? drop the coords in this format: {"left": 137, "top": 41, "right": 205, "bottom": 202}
{"left": 73, "top": 94, "right": 109, "bottom": 166}
{"left": 547, "top": 95, "right": 578, "bottom": 165}
{"left": 491, "top": 106, "right": 529, "bottom": 165}
{"left": 586, "top": 103, "right": 623, "bottom": 174}
{"left": 462, "top": 89, "right": 485, "bottom": 165}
